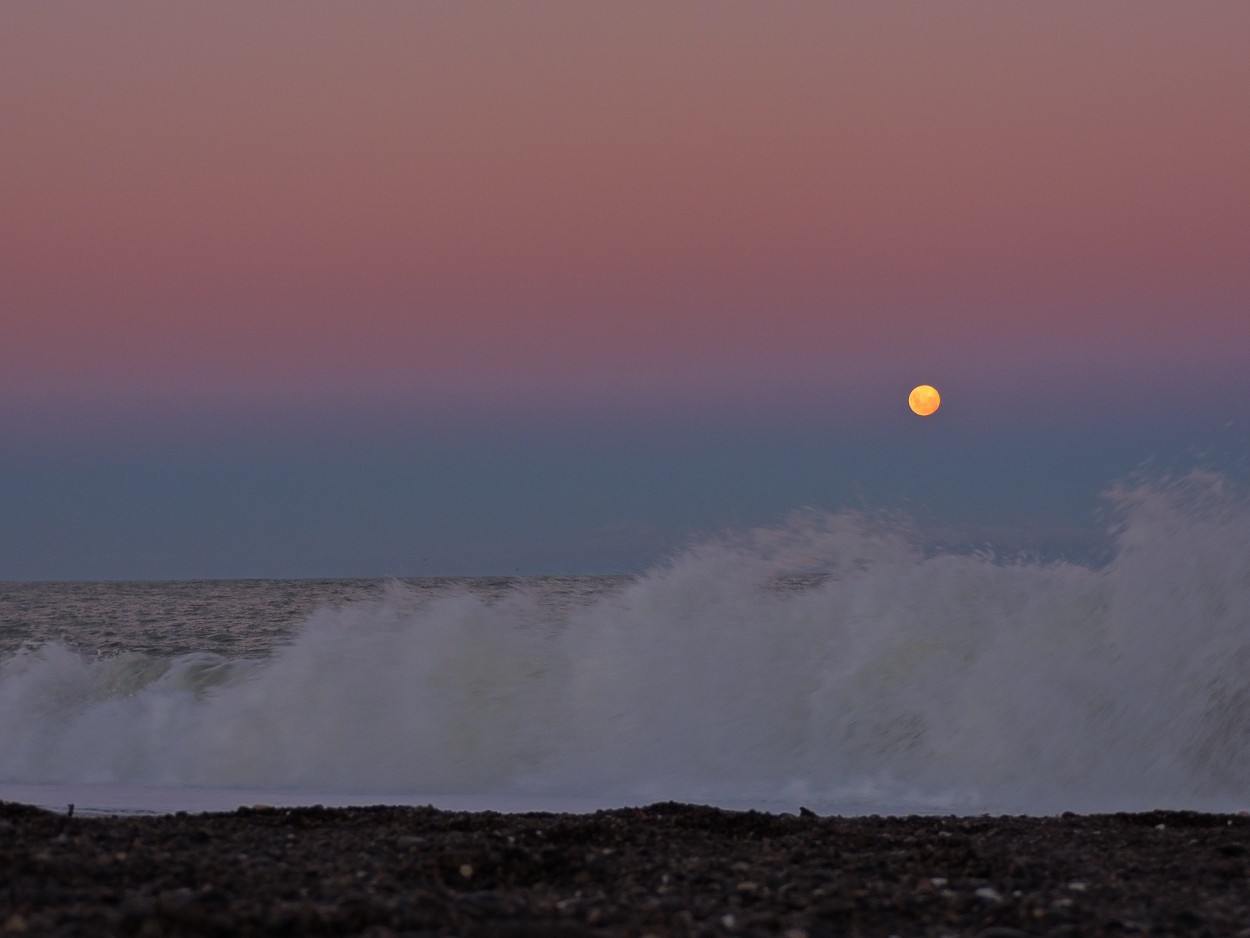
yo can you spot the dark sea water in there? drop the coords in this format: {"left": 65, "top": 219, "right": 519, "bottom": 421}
{"left": 2, "top": 471, "right": 1249, "bottom": 816}
{"left": 0, "top": 576, "right": 618, "bottom": 659}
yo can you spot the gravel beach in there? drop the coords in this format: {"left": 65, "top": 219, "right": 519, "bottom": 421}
{"left": 3, "top": 800, "right": 1249, "bottom": 936}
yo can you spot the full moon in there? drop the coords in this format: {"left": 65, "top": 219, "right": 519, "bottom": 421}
{"left": 908, "top": 384, "right": 941, "bottom": 416}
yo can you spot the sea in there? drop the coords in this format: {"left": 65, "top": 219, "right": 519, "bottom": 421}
{"left": 3, "top": 470, "right": 1249, "bottom": 817}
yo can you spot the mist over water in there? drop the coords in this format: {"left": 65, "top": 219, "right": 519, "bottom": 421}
{"left": 2, "top": 471, "right": 1249, "bottom": 814}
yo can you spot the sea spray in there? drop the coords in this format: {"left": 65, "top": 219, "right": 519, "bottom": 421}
{"left": 2, "top": 471, "right": 1249, "bottom": 813}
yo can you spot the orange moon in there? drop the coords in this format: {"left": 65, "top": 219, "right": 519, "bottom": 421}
{"left": 908, "top": 384, "right": 941, "bottom": 416}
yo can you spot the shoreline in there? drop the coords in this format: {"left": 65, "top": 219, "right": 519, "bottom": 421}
{"left": 4, "top": 800, "right": 1249, "bottom": 936}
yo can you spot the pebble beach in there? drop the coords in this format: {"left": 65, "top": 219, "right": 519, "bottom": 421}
{"left": 4, "top": 800, "right": 1249, "bottom": 936}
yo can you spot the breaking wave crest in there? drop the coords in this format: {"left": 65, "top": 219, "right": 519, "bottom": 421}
{"left": 3, "top": 471, "right": 1250, "bottom": 814}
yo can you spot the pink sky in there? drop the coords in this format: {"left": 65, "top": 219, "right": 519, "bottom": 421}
{"left": 3, "top": 3, "right": 1248, "bottom": 427}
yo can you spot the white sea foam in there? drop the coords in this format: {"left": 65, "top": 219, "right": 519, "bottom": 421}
{"left": 3, "top": 471, "right": 1250, "bottom": 814}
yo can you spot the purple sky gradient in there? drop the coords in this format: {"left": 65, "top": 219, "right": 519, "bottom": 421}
{"left": 2, "top": 3, "right": 1247, "bottom": 578}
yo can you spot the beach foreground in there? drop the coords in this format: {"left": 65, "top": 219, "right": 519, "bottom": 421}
{"left": 3, "top": 801, "right": 1248, "bottom": 937}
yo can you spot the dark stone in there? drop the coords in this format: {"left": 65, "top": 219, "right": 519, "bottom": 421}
{"left": 2, "top": 800, "right": 1250, "bottom": 935}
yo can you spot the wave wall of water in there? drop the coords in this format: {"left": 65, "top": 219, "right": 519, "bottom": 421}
{"left": 3, "top": 472, "right": 1249, "bottom": 814}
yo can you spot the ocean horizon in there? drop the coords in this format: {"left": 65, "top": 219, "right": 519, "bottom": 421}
{"left": 4, "top": 471, "right": 1249, "bottom": 818}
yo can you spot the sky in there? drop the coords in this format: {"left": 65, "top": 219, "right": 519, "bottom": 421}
{"left": 2, "top": 2, "right": 1248, "bottom": 580}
